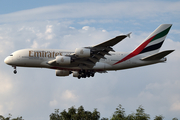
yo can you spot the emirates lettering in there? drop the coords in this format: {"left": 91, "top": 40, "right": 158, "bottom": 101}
{"left": 29, "top": 51, "right": 71, "bottom": 58}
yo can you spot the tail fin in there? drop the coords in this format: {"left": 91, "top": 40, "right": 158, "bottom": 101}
{"left": 113, "top": 24, "right": 172, "bottom": 65}
{"left": 133, "top": 24, "right": 172, "bottom": 55}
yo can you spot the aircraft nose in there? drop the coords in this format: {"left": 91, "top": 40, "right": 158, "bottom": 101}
{"left": 4, "top": 56, "right": 11, "bottom": 65}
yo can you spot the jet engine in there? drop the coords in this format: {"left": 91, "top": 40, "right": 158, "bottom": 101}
{"left": 75, "top": 48, "right": 90, "bottom": 58}
{"left": 72, "top": 71, "right": 79, "bottom": 77}
{"left": 56, "top": 70, "right": 70, "bottom": 76}
{"left": 56, "top": 56, "right": 71, "bottom": 65}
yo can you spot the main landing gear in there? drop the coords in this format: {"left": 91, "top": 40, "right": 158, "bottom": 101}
{"left": 13, "top": 66, "right": 17, "bottom": 74}
{"left": 77, "top": 70, "right": 95, "bottom": 79}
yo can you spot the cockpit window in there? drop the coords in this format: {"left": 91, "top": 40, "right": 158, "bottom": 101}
{"left": 10, "top": 54, "right": 13, "bottom": 56}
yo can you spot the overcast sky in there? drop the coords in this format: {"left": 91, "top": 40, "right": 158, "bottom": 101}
{"left": 1, "top": 0, "right": 180, "bottom": 120}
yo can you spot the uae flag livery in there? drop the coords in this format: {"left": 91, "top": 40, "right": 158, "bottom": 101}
{"left": 114, "top": 24, "right": 172, "bottom": 65}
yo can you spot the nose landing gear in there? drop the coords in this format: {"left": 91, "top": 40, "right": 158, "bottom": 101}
{"left": 13, "top": 66, "right": 17, "bottom": 74}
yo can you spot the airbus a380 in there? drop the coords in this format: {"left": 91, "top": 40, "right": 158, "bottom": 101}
{"left": 4, "top": 24, "right": 174, "bottom": 79}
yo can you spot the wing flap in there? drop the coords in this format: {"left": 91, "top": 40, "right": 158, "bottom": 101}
{"left": 141, "top": 50, "right": 174, "bottom": 61}
{"left": 88, "top": 57, "right": 99, "bottom": 63}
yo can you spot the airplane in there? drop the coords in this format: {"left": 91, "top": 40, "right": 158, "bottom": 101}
{"left": 4, "top": 24, "right": 174, "bottom": 79}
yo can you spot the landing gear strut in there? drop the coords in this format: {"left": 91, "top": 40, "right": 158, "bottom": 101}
{"left": 13, "top": 66, "right": 17, "bottom": 74}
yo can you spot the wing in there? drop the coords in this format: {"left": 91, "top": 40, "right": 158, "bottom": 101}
{"left": 93, "top": 32, "right": 131, "bottom": 48}
{"left": 48, "top": 33, "right": 131, "bottom": 69}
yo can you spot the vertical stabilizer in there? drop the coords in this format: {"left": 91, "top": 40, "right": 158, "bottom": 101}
{"left": 134, "top": 24, "right": 172, "bottom": 55}
{"left": 113, "top": 24, "right": 172, "bottom": 65}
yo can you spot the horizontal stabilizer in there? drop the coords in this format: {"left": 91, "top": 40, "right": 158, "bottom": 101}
{"left": 141, "top": 50, "right": 174, "bottom": 61}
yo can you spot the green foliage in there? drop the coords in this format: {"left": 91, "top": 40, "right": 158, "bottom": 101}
{"left": 0, "top": 114, "right": 23, "bottom": 120}
{"left": 49, "top": 105, "right": 100, "bottom": 120}
{"left": 172, "top": 118, "right": 178, "bottom": 120}
{"left": 134, "top": 105, "right": 150, "bottom": 120}
{"left": 0, "top": 104, "right": 178, "bottom": 120}
{"left": 101, "top": 117, "right": 109, "bottom": 120}
{"left": 49, "top": 109, "right": 62, "bottom": 120}
{"left": 110, "top": 105, "right": 150, "bottom": 120}
{"left": 11, "top": 116, "right": 23, "bottom": 120}
{"left": 111, "top": 104, "right": 126, "bottom": 120}
{"left": 126, "top": 113, "right": 136, "bottom": 120}
{"left": 154, "top": 115, "right": 164, "bottom": 120}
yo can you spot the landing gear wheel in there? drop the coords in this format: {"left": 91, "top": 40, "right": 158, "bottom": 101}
{"left": 14, "top": 70, "right": 17, "bottom": 74}
{"left": 77, "top": 70, "right": 95, "bottom": 79}
{"left": 13, "top": 66, "right": 17, "bottom": 74}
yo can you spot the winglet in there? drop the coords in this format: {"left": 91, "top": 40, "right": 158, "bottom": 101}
{"left": 126, "top": 32, "right": 132, "bottom": 38}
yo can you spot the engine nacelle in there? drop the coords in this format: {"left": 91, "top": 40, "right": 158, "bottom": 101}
{"left": 73, "top": 71, "right": 79, "bottom": 77}
{"left": 56, "top": 56, "right": 71, "bottom": 65}
{"left": 75, "top": 48, "right": 90, "bottom": 58}
{"left": 56, "top": 70, "right": 70, "bottom": 76}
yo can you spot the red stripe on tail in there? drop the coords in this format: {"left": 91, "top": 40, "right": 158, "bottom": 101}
{"left": 113, "top": 35, "right": 155, "bottom": 65}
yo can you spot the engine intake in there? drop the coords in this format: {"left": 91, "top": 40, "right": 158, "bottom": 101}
{"left": 56, "top": 70, "right": 70, "bottom": 76}
{"left": 72, "top": 71, "right": 79, "bottom": 77}
{"left": 56, "top": 56, "right": 71, "bottom": 65}
{"left": 75, "top": 48, "right": 90, "bottom": 58}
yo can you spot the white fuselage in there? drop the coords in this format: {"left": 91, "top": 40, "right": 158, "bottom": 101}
{"left": 4, "top": 49, "right": 164, "bottom": 72}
